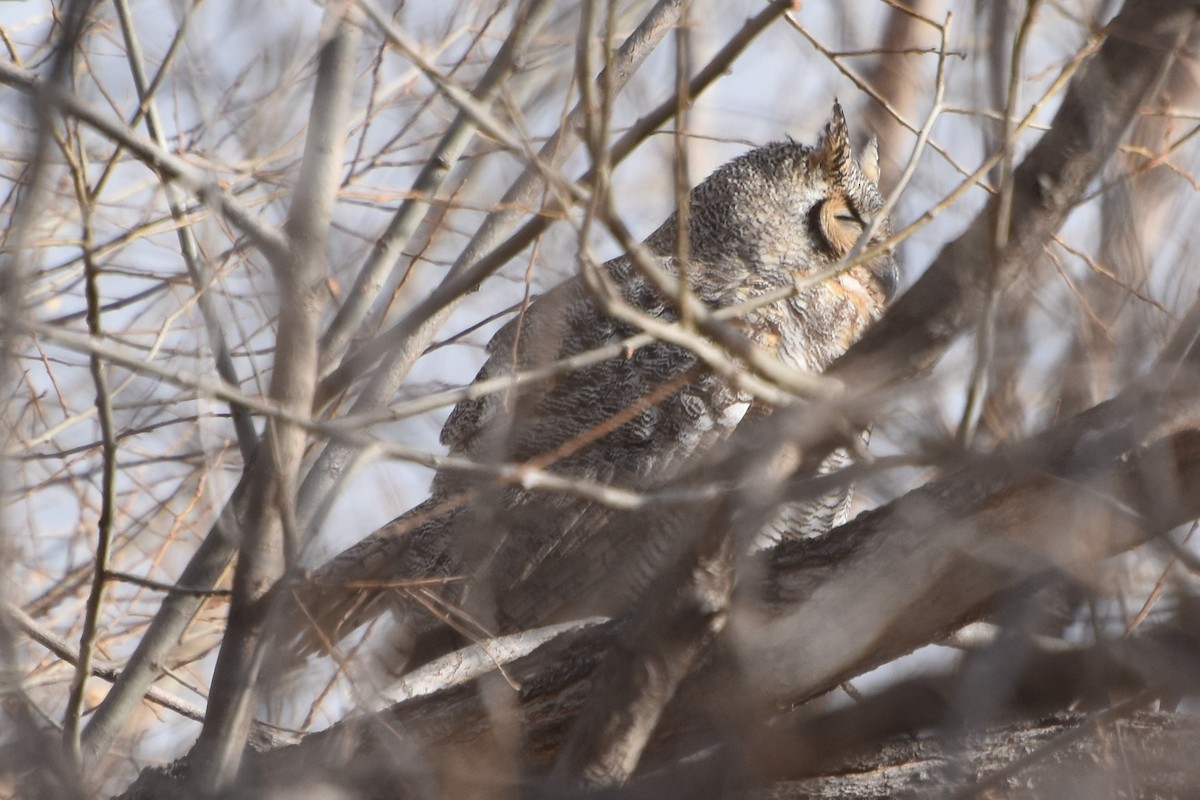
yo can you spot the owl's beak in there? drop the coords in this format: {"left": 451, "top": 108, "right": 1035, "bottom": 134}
{"left": 878, "top": 258, "right": 900, "bottom": 302}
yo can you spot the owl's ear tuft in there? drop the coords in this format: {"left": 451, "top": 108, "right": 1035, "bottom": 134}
{"left": 811, "top": 99, "right": 853, "bottom": 182}
{"left": 860, "top": 137, "right": 880, "bottom": 185}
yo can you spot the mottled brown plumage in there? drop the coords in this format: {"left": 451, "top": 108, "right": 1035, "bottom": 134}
{"left": 288, "top": 102, "right": 898, "bottom": 671}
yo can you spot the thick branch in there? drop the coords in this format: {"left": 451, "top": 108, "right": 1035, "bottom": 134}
{"left": 190, "top": 16, "right": 360, "bottom": 788}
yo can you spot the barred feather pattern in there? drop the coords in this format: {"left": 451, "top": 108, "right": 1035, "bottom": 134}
{"left": 287, "top": 102, "right": 899, "bottom": 671}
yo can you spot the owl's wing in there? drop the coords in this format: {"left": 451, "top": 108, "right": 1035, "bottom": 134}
{"left": 289, "top": 260, "right": 748, "bottom": 662}
{"left": 439, "top": 277, "right": 593, "bottom": 455}
{"left": 441, "top": 294, "right": 746, "bottom": 630}
{"left": 284, "top": 494, "right": 466, "bottom": 658}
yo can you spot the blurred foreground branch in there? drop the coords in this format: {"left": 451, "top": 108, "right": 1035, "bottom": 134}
{"left": 118, "top": 401, "right": 1200, "bottom": 796}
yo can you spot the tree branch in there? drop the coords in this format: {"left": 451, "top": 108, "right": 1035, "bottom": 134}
{"left": 191, "top": 13, "right": 360, "bottom": 788}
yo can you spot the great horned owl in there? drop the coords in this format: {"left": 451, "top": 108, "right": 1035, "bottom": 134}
{"left": 289, "top": 102, "right": 897, "bottom": 671}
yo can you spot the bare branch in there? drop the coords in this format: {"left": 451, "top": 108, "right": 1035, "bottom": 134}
{"left": 192, "top": 13, "right": 361, "bottom": 787}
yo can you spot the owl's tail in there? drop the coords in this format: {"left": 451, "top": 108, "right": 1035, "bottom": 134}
{"left": 276, "top": 496, "right": 462, "bottom": 665}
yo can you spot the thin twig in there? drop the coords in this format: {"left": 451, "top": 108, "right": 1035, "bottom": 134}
{"left": 0, "top": 59, "right": 291, "bottom": 265}
{"left": 321, "top": 0, "right": 558, "bottom": 366}
{"left": 60, "top": 117, "right": 118, "bottom": 767}
{"left": 111, "top": 0, "right": 257, "bottom": 461}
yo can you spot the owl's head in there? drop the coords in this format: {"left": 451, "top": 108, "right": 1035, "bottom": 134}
{"left": 661, "top": 102, "right": 898, "bottom": 305}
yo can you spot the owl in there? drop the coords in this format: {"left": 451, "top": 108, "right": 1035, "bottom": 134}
{"left": 288, "top": 102, "right": 898, "bottom": 672}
